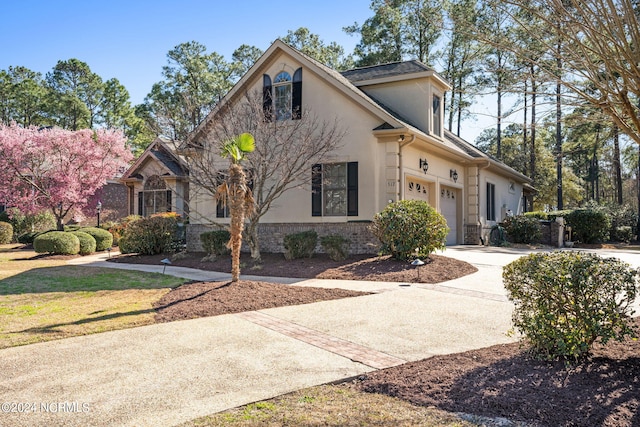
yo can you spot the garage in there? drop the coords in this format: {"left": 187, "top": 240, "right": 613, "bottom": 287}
{"left": 440, "top": 186, "right": 458, "bottom": 245}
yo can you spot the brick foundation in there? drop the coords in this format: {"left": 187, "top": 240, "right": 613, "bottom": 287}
{"left": 187, "top": 222, "right": 380, "bottom": 255}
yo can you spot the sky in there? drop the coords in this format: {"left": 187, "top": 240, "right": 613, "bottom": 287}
{"left": 1, "top": 0, "right": 493, "bottom": 143}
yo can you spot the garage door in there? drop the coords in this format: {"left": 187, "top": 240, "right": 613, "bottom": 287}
{"left": 440, "top": 187, "right": 457, "bottom": 245}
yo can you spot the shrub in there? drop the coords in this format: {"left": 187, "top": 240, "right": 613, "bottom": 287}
{"left": 0, "top": 221, "right": 13, "bottom": 244}
{"left": 118, "top": 215, "right": 179, "bottom": 255}
{"left": 370, "top": 200, "right": 448, "bottom": 261}
{"left": 33, "top": 231, "right": 80, "bottom": 255}
{"left": 320, "top": 234, "right": 349, "bottom": 261}
{"left": 0, "top": 208, "right": 56, "bottom": 240}
{"left": 502, "top": 215, "right": 541, "bottom": 244}
{"left": 283, "top": 230, "right": 318, "bottom": 260}
{"left": 103, "top": 215, "right": 143, "bottom": 247}
{"left": 70, "top": 231, "right": 97, "bottom": 255}
{"left": 524, "top": 210, "right": 572, "bottom": 222}
{"left": 18, "top": 231, "right": 46, "bottom": 244}
{"left": 200, "top": 230, "right": 230, "bottom": 257}
{"left": 80, "top": 227, "right": 113, "bottom": 251}
{"left": 565, "top": 209, "right": 610, "bottom": 243}
{"left": 503, "top": 251, "right": 639, "bottom": 360}
{"left": 612, "top": 226, "right": 633, "bottom": 243}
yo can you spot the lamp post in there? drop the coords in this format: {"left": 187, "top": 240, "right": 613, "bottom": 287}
{"left": 96, "top": 201, "right": 102, "bottom": 228}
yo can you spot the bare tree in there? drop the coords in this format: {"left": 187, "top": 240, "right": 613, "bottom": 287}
{"left": 184, "top": 91, "right": 345, "bottom": 262}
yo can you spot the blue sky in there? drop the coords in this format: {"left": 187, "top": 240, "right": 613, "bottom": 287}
{"left": 1, "top": 0, "right": 491, "bottom": 142}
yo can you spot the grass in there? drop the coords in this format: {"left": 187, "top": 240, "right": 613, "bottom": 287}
{"left": 0, "top": 245, "right": 186, "bottom": 348}
{"left": 180, "top": 384, "right": 476, "bottom": 427}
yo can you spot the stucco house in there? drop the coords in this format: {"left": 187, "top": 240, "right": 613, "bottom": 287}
{"left": 120, "top": 137, "right": 189, "bottom": 218}
{"left": 184, "top": 40, "right": 532, "bottom": 253}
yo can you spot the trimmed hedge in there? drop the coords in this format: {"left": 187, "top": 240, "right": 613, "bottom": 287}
{"left": 0, "top": 221, "right": 13, "bottom": 244}
{"left": 33, "top": 231, "right": 80, "bottom": 255}
{"left": 70, "top": 231, "right": 97, "bottom": 255}
{"left": 81, "top": 227, "right": 113, "bottom": 251}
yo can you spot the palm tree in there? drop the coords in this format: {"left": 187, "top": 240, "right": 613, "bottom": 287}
{"left": 217, "top": 133, "right": 255, "bottom": 282}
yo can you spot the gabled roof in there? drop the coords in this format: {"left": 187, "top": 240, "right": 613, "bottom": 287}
{"left": 342, "top": 60, "right": 434, "bottom": 82}
{"left": 121, "top": 138, "right": 188, "bottom": 181}
{"left": 186, "top": 40, "right": 530, "bottom": 184}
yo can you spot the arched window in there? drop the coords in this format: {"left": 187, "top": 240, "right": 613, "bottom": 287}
{"left": 274, "top": 71, "right": 292, "bottom": 120}
{"left": 263, "top": 68, "right": 302, "bottom": 121}
{"left": 139, "top": 175, "right": 171, "bottom": 216}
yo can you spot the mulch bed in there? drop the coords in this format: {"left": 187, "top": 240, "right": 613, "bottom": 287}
{"left": 110, "top": 251, "right": 478, "bottom": 283}
{"left": 352, "top": 319, "right": 640, "bottom": 427}
{"left": 153, "top": 280, "right": 370, "bottom": 323}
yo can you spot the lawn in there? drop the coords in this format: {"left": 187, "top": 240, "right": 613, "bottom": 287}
{"left": 0, "top": 245, "right": 186, "bottom": 348}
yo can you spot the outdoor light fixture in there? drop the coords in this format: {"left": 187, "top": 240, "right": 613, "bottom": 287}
{"left": 450, "top": 169, "right": 458, "bottom": 183}
{"left": 96, "top": 201, "right": 102, "bottom": 228}
{"left": 411, "top": 258, "right": 425, "bottom": 282}
{"left": 106, "top": 247, "right": 112, "bottom": 258}
{"left": 419, "top": 158, "right": 429, "bottom": 174}
{"left": 160, "top": 258, "right": 171, "bottom": 274}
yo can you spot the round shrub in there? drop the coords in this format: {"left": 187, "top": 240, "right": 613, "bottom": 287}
{"left": 33, "top": 231, "right": 80, "bottom": 255}
{"left": 502, "top": 215, "right": 541, "bottom": 244}
{"left": 0, "top": 221, "right": 13, "bottom": 244}
{"left": 200, "top": 230, "right": 230, "bottom": 257}
{"left": 320, "top": 234, "right": 349, "bottom": 261}
{"left": 70, "top": 231, "right": 97, "bottom": 255}
{"left": 370, "top": 200, "right": 449, "bottom": 261}
{"left": 503, "top": 251, "right": 639, "bottom": 360}
{"left": 283, "top": 230, "right": 318, "bottom": 260}
{"left": 80, "top": 227, "right": 113, "bottom": 251}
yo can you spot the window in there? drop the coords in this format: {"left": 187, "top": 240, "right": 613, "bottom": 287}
{"left": 263, "top": 68, "right": 302, "bottom": 121}
{"left": 312, "top": 162, "right": 358, "bottom": 217}
{"left": 432, "top": 94, "right": 441, "bottom": 136}
{"left": 486, "top": 182, "right": 496, "bottom": 221}
{"left": 138, "top": 175, "right": 171, "bottom": 216}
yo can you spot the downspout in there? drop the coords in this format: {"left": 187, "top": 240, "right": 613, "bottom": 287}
{"left": 398, "top": 134, "right": 416, "bottom": 201}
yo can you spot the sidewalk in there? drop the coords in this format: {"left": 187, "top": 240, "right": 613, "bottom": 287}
{"left": 2, "top": 248, "right": 521, "bottom": 427}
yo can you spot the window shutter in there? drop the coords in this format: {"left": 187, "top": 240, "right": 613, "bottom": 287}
{"left": 312, "top": 164, "right": 322, "bottom": 216}
{"left": 262, "top": 74, "right": 273, "bottom": 122}
{"left": 137, "top": 192, "right": 143, "bottom": 216}
{"left": 347, "top": 162, "right": 358, "bottom": 216}
{"left": 166, "top": 190, "right": 172, "bottom": 212}
{"left": 292, "top": 68, "right": 302, "bottom": 120}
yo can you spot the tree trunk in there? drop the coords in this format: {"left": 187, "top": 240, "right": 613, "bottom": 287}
{"left": 613, "top": 125, "right": 623, "bottom": 204}
{"left": 228, "top": 164, "right": 247, "bottom": 282}
{"left": 245, "top": 218, "right": 262, "bottom": 263}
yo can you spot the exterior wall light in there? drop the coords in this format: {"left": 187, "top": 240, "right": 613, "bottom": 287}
{"left": 450, "top": 169, "right": 458, "bottom": 183}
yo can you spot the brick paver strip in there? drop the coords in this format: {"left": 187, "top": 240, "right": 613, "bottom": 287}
{"left": 236, "top": 311, "right": 406, "bottom": 369}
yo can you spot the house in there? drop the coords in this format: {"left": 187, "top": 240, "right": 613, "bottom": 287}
{"left": 185, "top": 40, "right": 533, "bottom": 253}
{"left": 120, "top": 137, "right": 189, "bottom": 217}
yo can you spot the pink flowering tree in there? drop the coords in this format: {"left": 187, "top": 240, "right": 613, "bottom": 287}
{"left": 0, "top": 123, "right": 133, "bottom": 230}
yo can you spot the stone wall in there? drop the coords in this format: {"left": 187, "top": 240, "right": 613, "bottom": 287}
{"left": 187, "top": 222, "right": 380, "bottom": 255}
